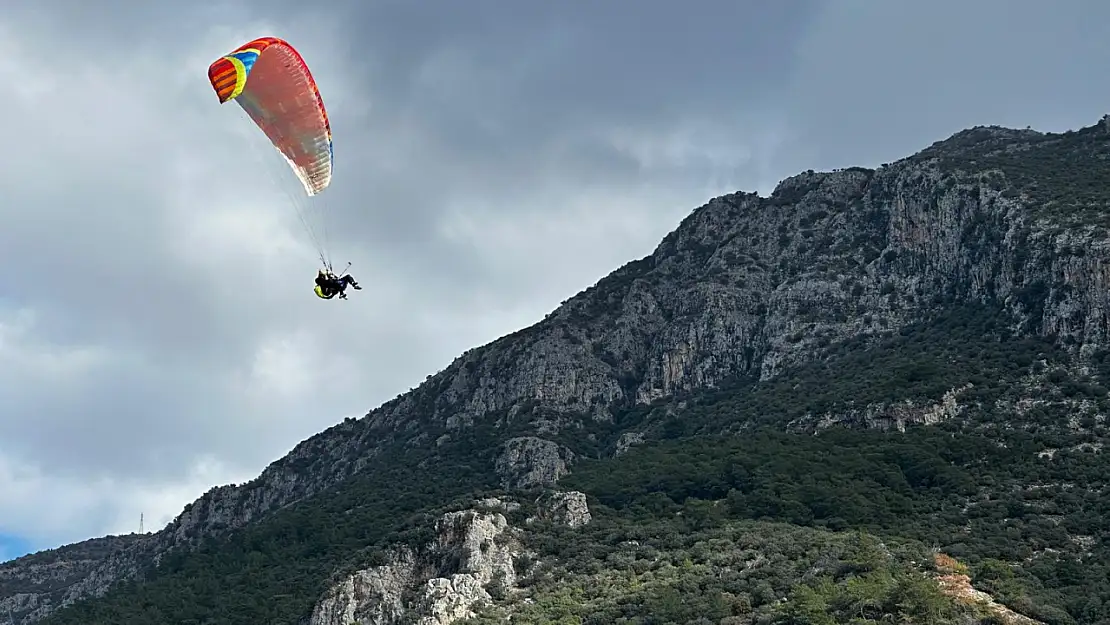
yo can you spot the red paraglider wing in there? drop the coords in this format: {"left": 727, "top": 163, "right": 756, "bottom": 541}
{"left": 207, "top": 37, "right": 333, "bottom": 196}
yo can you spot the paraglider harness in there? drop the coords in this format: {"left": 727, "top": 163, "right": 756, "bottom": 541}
{"left": 314, "top": 262, "right": 357, "bottom": 300}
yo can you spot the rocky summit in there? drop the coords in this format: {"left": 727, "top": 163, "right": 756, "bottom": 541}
{"left": 8, "top": 117, "right": 1110, "bottom": 624}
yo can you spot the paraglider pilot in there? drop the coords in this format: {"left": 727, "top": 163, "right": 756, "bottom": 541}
{"left": 315, "top": 269, "right": 362, "bottom": 300}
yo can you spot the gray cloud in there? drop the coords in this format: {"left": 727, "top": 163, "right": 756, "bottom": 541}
{"left": 782, "top": 0, "right": 1110, "bottom": 169}
{"left": 1, "top": 0, "right": 1107, "bottom": 554}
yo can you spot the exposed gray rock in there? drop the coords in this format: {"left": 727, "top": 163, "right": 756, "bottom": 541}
{"left": 309, "top": 550, "right": 416, "bottom": 625}
{"left": 790, "top": 383, "right": 975, "bottom": 432}
{"left": 418, "top": 576, "right": 488, "bottom": 625}
{"left": 310, "top": 505, "right": 530, "bottom": 625}
{"left": 0, "top": 535, "right": 144, "bottom": 623}
{"left": 473, "top": 497, "right": 521, "bottom": 513}
{"left": 614, "top": 431, "right": 644, "bottom": 455}
{"left": 532, "top": 491, "right": 592, "bottom": 528}
{"left": 494, "top": 437, "right": 573, "bottom": 489}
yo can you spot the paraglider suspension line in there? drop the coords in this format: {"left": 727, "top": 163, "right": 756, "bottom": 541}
{"left": 234, "top": 106, "right": 335, "bottom": 270}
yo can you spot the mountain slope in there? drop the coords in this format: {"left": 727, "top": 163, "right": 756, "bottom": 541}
{"left": 8, "top": 116, "right": 1110, "bottom": 624}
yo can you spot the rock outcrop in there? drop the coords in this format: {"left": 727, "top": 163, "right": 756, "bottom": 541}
{"left": 614, "top": 431, "right": 644, "bottom": 455}
{"left": 494, "top": 437, "right": 574, "bottom": 489}
{"left": 932, "top": 554, "right": 1044, "bottom": 625}
{"left": 309, "top": 551, "right": 416, "bottom": 625}
{"left": 309, "top": 493, "right": 589, "bottom": 625}
{"left": 789, "top": 383, "right": 976, "bottom": 432}
{"left": 530, "top": 491, "right": 592, "bottom": 528}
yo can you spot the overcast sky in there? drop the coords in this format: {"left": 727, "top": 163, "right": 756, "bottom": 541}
{"left": 2, "top": 0, "right": 1110, "bottom": 562}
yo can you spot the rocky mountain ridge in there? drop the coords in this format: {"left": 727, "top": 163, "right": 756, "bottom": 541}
{"left": 6, "top": 115, "right": 1110, "bottom": 623}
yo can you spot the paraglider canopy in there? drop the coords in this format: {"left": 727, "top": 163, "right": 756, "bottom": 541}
{"left": 207, "top": 36, "right": 333, "bottom": 197}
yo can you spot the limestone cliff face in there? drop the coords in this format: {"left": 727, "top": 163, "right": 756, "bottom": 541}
{"left": 375, "top": 124, "right": 1110, "bottom": 438}
{"left": 494, "top": 437, "right": 574, "bottom": 489}
{"left": 8, "top": 119, "right": 1110, "bottom": 623}
{"left": 0, "top": 536, "right": 143, "bottom": 622}
{"left": 309, "top": 493, "right": 589, "bottom": 625}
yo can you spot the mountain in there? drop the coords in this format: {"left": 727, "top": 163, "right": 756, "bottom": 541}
{"left": 7, "top": 116, "right": 1110, "bottom": 624}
